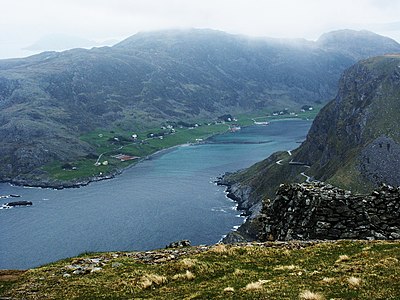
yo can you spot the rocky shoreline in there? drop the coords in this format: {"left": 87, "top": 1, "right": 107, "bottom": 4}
{"left": 3, "top": 171, "right": 120, "bottom": 190}
{"left": 216, "top": 174, "right": 263, "bottom": 243}
{"left": 2, "top": 144, "right": 191, "bottom": 190}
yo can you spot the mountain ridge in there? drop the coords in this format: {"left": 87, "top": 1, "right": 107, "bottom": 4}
{"left": 1, "top": 29, "right": 399, "bottom": 183}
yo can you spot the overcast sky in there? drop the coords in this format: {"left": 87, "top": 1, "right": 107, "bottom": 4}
{"left": 1, "top": 0, "right": 400, "bottom": 59}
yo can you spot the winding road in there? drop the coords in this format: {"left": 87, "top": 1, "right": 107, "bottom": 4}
{"left": 275, "top": 150, "right": 315, "bottom": 183}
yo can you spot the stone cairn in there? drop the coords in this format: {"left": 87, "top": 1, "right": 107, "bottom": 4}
{"left": 258, "top": 182, "right": 400, "bottom": 241}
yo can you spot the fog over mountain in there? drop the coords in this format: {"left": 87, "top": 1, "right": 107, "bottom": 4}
{"left": 1, "top": 0, "right": 400, "bottom": 59}
{"left": 23, "top": 34, "right": 118, "bottom": 52}
{"left": 0, "top": 28, "right": 399, "bottom": 185}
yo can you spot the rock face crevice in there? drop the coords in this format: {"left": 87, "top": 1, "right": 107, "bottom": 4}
{"left": 359, "top": 136, "right": 400, "bottom": 186}
{"left": 258, "top": 182, "right": 400, "bottom": 241}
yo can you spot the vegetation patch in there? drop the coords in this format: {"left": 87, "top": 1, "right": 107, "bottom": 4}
{"left": 2, "top": 240, "right": 399, "bottom": 299}
{"left": 41, "top": 107, "right": 318, "bottom": 184}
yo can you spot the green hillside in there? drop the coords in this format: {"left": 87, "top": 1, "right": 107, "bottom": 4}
{"left": 1, "top": 241, "right": 399, "bottom": 299}
{"left": 1, "top": 29, "right": 399, "bottom": 185}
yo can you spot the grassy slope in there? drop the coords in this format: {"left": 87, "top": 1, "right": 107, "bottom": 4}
{"left": 1, "top": 241, "right": 399, "bottom": 299}
{"left": 41, "top": 122, "right": 230, "bottom": 181}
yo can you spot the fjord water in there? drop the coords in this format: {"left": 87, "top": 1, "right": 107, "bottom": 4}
{"left": 0, "top": 120, "right": 311, "bottom": 269}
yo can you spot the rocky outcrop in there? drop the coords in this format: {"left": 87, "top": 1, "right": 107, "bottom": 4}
{"left": 4, "top": 201, "right": 32, "bottom": 207}
{"left": 166, "top": 240, "right": 191, "bottom": 248}
{"left": 258, "top": 182, "right": 400, "bottom": 241}
{"left": 217, "top": 175, "right": 264, "bottom": 243}
{"left": 359, "top": 136, "right": 400, "bottom": 186}
{"left": 217, "top": 179, "right": 259, "bottom": 217}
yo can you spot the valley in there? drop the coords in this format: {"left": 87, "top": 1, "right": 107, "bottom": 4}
{"left": 19, "top": 107, "right": 316, "bottom": 188}
{"left": 1, "top": 29, "right": 399, "bottom": 186}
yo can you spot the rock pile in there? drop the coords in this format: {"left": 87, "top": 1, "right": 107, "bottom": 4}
{"left": 166, "top": 240, "right": 191, "bottom": 249}
{"left": 259, "top": 182, "right": 400, "bottom": 241}
{"left": 62, "top": 257, "right": 109, "bottom": 277}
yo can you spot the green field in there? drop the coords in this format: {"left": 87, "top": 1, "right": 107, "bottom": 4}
{"left": 41, "top": 107, "right": 320, "bottom": 182}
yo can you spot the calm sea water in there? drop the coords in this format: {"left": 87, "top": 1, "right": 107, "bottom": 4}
{"left": 0, "top": 120, "right": 311, "bottom": 269}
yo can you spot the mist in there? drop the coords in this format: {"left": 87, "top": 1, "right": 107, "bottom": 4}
{"left": 1, "top": 0, "right": 399, "bottom": 59}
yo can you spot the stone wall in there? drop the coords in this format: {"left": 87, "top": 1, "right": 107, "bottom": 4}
{"left": 259, "top": 182, "right": 400, "bottom": 241}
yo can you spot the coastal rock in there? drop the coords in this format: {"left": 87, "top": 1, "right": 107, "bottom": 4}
{"left": 3, "top": 201, "right": 32, "bottom": 207}
{"left": 217, "top": 175, "right": 262, "bottom": 219}
{"left": 63, "top": 257, "right": 108, "bottom": 276}
{"left": 166, "top": 240, "right": 191, "bottom": 248}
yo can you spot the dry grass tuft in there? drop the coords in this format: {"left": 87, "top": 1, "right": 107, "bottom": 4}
{"left": 172, "top": 270, "right": 195, "bottom": 281}
{"left": 274, "top": 264, "right": 299, "bottom": 271}
{"left": 335, "top": 255, "right": 350, "bottom": 263}
{"left": 223, "top": 287, "right": 235, "bottom": 293}
{"left": 233, "top": 268, "right": 245, "bottom": 276}
{"left": 380, "top": 257, "right": 399, "bottom": 266}
{"left": 140, "top": 277, "right": 153, "bottom": 289}
{"left": 180, "top": 258, "right": 197, "bottom": 269}
{"left": 321, "top": 277, "right": 335, "bottom": 284}
{"left": 244, "top": 279, "right": 270, "bottom": 291}
{"left": 347, "top": 276, "right": 362, "bottom": 287}
{"left": 210, "top": 244, "right": 228, "bottom": 253}
{"left": 299, "top": 290, "right": 325, "bottom": 300}
{"left": 140, "top": 273, "right": 167, "bottom": 289}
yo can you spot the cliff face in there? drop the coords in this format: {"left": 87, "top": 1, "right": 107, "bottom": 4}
{"left": 295, "top": 55, "right": 400, "bottom": 190}
{"left": 222, "top": 55, "right": 400, "bottom": 242}
{"left": 227, "top": 55, "right": 400, "bottom": 200}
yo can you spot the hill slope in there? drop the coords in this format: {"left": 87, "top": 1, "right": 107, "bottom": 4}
{"left": 1, "top": 241, "right": 399, "bottom": 299}
{"left": 296, "top": 55, "right": 400, "bottom": 189}
{"left": 1, "top": 29, "right": 399, "bottom": 183}
{"left": 227, "top": 54, "right": 400, "bottom": 193}
{"left": 222, "top": 55, "right": 400, "bottom": 241}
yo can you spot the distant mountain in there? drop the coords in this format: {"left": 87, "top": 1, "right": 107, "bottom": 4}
{"left": 23, "top": 34, "right": 118, "bottom": 52}
{"left": 24, "top": 34, "right": 97, "bottom": 51}
{"left": 317, "top": 29, "right": 400, "bottom": 60}
{"left": 0, "top": 29, "right": 399, "bottom": 183}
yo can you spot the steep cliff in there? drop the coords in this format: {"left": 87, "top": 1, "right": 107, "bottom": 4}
{"left": 223, "top": 55, "right": 400, "bottom": 242}
{"left": 227, "top": 55, "right": 400, "bottom": 197}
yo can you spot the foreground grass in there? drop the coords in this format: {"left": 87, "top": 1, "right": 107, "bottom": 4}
{"left": 2, "top": 241, "right": 399, "bottom": 299}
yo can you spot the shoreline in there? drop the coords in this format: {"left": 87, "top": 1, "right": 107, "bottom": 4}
{"left": 3, "top": 143, "right": 193, "bottom": 190}
{"left": 2, "top": 118, "right": 311, "bottom": 190}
